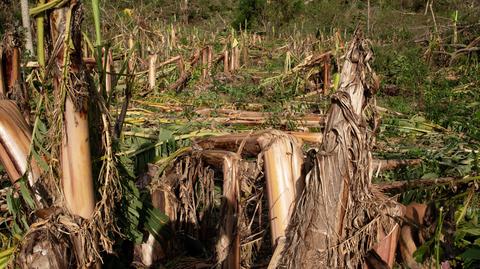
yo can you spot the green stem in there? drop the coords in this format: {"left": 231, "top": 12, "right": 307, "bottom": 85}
{"left": 92, "top": 0, "right": 102, "bottom": 48}
{"left": 435, "top": 206, "right": 444, "bottom": 269}
{"left": 29, "top": 0, "right": 67, "bottom": 16}
{"left": 27, "top": 96, "right": 44, "bottom": 159}
{"left": 60, "top": 4, "right": 74, "bottom": 107}
{"left": 91, "top": 0, "right": 104, "bottom": 94}
{"left": 36, "top": 0, "right": 45, "bottom": 71}
{"left": 91, "top": 0, "right": 102, "bottom": 62}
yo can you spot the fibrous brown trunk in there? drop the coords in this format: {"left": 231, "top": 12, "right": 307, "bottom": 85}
{"left": 50, "top": 2, "right": 97, "bottom": 268}
{"left": 279, "top": 31, "right": 403, "bottom": 268}
{"left": 0, "top": 32, "right": 30, "bottom": 120}
{"left": 0, "top": 52, "right": 5, "bottom": 96}
{"left": 196, "top": 131, "right": 323, "bottom": 157}
{"left": 16, "top": 2, "right": 99, "bottom": 268}
{"left": 138, "top": 169, "right": 178, "bottom": 266}
{"left": 223, "top": 50, "right": 229, "bottom": 74}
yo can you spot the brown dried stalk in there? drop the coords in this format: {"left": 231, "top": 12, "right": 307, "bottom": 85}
{"left": 223, "top": 50, "right": 230, "bottom": 74}
{"left": 105, "top": 49, "right": 113, "bottom": 94}
{"left": 0, "top": 47, "right": 5, "bottom": 96}
{"left": 279, "top": 31, "right": 403, "bottom": 268}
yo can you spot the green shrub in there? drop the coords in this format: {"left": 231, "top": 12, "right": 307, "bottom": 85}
{"left": 233, "top": 0, "right": 266, "bottom": 29}
{"left": 233, "top": 0, "right": 304, "bottom": 30}
{"left": 265, "top": 0, "right": 304, "bottom": 26}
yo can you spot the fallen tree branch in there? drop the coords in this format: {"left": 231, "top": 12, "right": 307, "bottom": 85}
{"left": 376, "top": 176, "right": 480, "bottom": 192}
{"left": 373, "top": 159, "right": 422, "bottom": 173}
{"left": 196, "top": 133, "right": 421, "bottom": 172}
{"left": 126, "top": 107, "right": 325, "bottom": 128}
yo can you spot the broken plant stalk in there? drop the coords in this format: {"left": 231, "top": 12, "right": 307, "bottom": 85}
{"left": 202, "top": 150, "right": 242, "bottom": 269}
{"left": 148, "top": 49, "right": 157, "bottom": 90}
{"left": 49, "top": 2, "right": 95, "bottom": 220}
{"left": 258, "top": 131, "right": 304, "bottom": 246}
{"left": 61, "top": 97, "right": 95, "bottom": 218}
{"left": 279, "top": 31, "right": 402, "bottom": 268}
{"left": 0, "top": 100, "right": 40, "bottom": 186}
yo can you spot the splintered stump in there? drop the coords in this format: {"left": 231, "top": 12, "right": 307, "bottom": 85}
{"left": 197, "top": 130, "right": 306, "bottom": 246}
{"left": 147, "top": 149, "right": 252, "bottom": 269}
{"left": 258, "top": 131, "right": 304, "bottom": 246}
{"left": 1, "top": 32, "right": 30, "bottom": 119}
{"left": 279, "top": 31, "right": 403, "bottom": 268}
{"left": 197, "top": 131, "right": 305, "bottom": 268}
{"left": 202, "top": 150, "right": 241, "bottom": 269}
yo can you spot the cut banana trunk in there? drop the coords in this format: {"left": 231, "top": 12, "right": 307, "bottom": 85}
{"left": 0, "top": 100, "right": 40, "bottom": 186}
{"left": 61, "top": 97, "right": 95, "bottom": 219}
{"left": 258, "top": 130, "right": 304, "bottom": 246}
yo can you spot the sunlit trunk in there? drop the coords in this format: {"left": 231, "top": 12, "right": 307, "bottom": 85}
{"left": 0, "top": 100, "right": 40, "bottom": 186}
{"left": 61, "top": 97, "right": 95, "bottom": 218}
{"left": 47, "top": 0, "right": 95, "bottom": 220}
{"left": 257, "top": 131, "right": 304, "bottom": 245}
{"left": 280, "top": 32, "right": 403, "bottom": 268}
{"left": 20, "top": 0, "right": 34, "bottom": 55}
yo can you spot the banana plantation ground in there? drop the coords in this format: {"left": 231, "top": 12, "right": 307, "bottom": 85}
{"left": 0, "top": 0, "right": 479, "bottom": 268}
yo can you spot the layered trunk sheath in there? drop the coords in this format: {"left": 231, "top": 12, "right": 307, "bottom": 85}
{"left": 279, "top": 32, "right": 402, "bottom": 268}
{"left": 0, "top": 101, "right": 40, "bottom": 186}
{"left": 48, "top": 0, "right": 95, "bottom": 220}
